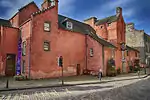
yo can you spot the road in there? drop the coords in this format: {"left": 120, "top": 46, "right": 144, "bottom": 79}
{"left": 0, "top": 76, "right": 150, "bottom": 100}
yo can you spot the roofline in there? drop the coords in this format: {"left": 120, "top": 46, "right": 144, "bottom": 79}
{"left": 0, "top": 18, "right": 10, "bottom": 22}
{"left": 20, "top": 18, "right": 31, "bottom": 27}
{"left": 1, "top": 25, "right": 19, "bottom": 30}
{"left": 84, "top": 17, "right": 97, "bottom": 21}
{"left": 9, "top": 12, "right": 18, "bottom": 20}
{"left": 19, "top": 1, "right": 36, "bottom": 11}
{"left": 9, "top": 1, "right": 39, "bottom": 20}
{"left": 126, "top": 45, "right": 139, "bottom": 52}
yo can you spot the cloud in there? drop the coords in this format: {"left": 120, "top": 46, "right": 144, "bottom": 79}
{"left": 86, "top": 0, "right": 136, "bottom": 19}
{"left": 58, "top": 0, "right": 76, "bottom": 15}
{"left": 0, "top": 0, "right": 31, "bottom": 19}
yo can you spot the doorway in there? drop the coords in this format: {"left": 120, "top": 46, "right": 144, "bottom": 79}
{"left": 5, "top": 54, "right": 16, "bottom": 76}
{"left": 76, "top": 64, "right": 81, "bottom": 76}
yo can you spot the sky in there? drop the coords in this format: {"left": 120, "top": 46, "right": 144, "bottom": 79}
{"left": 0, "top": 0, "right": 150, "bottom": 34}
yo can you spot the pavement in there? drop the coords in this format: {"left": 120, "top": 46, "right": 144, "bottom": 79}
{"left": 0, "top": 73, "right": 150, "bottom": 100}
{"left": 0, "top": 70, "right": 148, "bottom": 91}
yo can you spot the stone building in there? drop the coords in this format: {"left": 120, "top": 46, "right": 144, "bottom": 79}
{"left": 126, "top": 23, "right": 150, "bottom": 67}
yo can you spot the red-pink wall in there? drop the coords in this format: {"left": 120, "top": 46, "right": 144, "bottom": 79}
{"left": 29, "top": 6, "right": 86, "bottom": 79}
{"left": 10, "top": 13, "right": 19, "bottom": 28}
{"left": 86, "top": 35, "right": 103, "bottom": 74}
{"left": 20, "top": 20, "right": 31, "bottom": 76}
{"left": 19, "top": 3, "right": 39, "bottom": 26}
{"left": 0, "top": 26, "right": 19, "bottom": 75}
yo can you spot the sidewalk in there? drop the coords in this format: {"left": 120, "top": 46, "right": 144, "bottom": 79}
{"left": 0, "top": 72, "right": 149, "bottom": 91}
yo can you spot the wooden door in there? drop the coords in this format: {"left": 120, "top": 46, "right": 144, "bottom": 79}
{"left": 5, "top": 54, "right": 16, "bottom": 76}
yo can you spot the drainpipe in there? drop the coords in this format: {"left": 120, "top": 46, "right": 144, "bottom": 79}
{"left": 102, "top": 45, "right": 105, "bottom": 74}
{"left": 85, "top": 34, "right": 88, "bottom": 71}
{"left": 28, "top": 16, "right": 33, "bottom": 79}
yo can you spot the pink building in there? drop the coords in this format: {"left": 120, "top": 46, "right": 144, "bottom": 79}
{"left": 0, "top": 0, "right": 116, "bottom": 79}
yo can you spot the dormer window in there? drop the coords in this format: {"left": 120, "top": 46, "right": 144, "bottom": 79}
{"left": 51, "top": 0, "right": 55, "bottom": 6}
{"left": 108, "top": 23, "right": 111, "bottom": 26}
{"left": 66, "top": 21, "right": 73, "bottom": 30}
{"left": 44, "top": 22, "right": 51, "bottom": 32}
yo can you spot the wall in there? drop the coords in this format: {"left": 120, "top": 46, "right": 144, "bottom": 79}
{"left": 30, "top": 6, "right": 86, "bottom": 79}
{"left": 94, "top": 24, "right": 108, "bottom": 40}
{"left": 126, "top": 50, "right": 139, "bottom": 72}
{"left": 10, "top": 13, "right": 19, "bottom": 28}
{"left": 0, "top": 26, "right": 19, "bottom": 76}
{"left": 20, "top": 20, "right": 32, "bottom": 77}
{"left": 104, "top": 47, "right": 115, "bottom": 76}
{"left": 86, "top": 35, "right": 103, "bottom": 74}
{"left": 19, "top": 3, "right": 39, "bottom": 26}
{"left": 126, "top": 23, "right": 145, "bottom": 63}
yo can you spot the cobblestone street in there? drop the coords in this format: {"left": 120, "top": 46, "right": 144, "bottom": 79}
{"left": 0, "top": 76, "right": 149, "bottom": 100}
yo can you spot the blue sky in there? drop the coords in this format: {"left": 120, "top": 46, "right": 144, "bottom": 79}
{"left": 0, "top": 0, "right": 150, "bottom": 34}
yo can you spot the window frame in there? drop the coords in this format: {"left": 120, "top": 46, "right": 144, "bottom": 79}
{"left": 51, "top": 0, "right": 55, "bottom": 6}
{"left": 90, "top": 48, "right": 94, "bottom": 57}
{"left": 66, "top": 21, "right": 73, "bottom": 30}
{"left": 22, "top": 60, "right": 25, "bottom": 73}
{"left": 22, "top": 41, "right": 26, "bottom": 56}
{"left": 43, "top": 41, "right": 50, "bottom": 51}
{"left": 44, "top": 21, "right": 51, "bottom": 32}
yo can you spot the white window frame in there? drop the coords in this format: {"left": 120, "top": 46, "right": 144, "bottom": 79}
{"left": 66, "top": 21, "right": 73, "bottom": 30}
{"left": 44, "top": 22, "right": 50, "bottom": 32}
{"left": 22, "top": 41, "right": 26, "bottom": 56}
{"left": 51, "top": 0, "right": 55, "bottom": 6}
{"left": 90, "top": 48, "right": 94, "bottom": 57}
{"left": 43, "top": 41, "right": 50, "bottom": 51}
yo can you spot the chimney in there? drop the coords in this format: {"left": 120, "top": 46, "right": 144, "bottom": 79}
{"left": 116, "top": 7, "right": 122, "bottom": 17}
{"left": 41, "top": 0, "right": 58, "bottom": 10}
{"left": 84, "top": 17, "right": 97, "bottom": 28}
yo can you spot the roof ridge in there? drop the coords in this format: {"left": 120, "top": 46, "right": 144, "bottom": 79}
{"left": 97, "top": 15, "right": 116, "bottom": 21}
{"left": 32, "top": 5, "right": 55, "bottom": 16}
{"left": 19, "top": 1, "right": 35, "bottom": 11}
{"left": 58, "top": 14, "right": 94, "bottom": 29}
{"left": 0, "top": 18, "right": 9, "bottom": 21}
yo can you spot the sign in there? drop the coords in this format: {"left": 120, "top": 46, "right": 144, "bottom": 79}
{"left": 121, "top": 43, "right": 126, "bottom": 51}
{"left": 16, "top": 38, "right": 22, "bottom": 75}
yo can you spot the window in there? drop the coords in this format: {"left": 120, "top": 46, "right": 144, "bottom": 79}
{"left": 127, "top": 50, "right": 129, "bottom": 56}
{"left": 43, "top": 41, "right": 50, "bottom": 51}
{"left": 44, "top": 22, "right": 51, "bottom": 32}
{"left": 135, "top": 52, "right": 138, "bottom": 57}
{"left": 51, "top": 0, "right": 55, "bottom": 6}
{"left": 22, "top": 41, "right": 26, "bottom": 56}
{"left": 100, "top": 26, "right": 103, "bottom": 28}
{"left": 90, "top": 48, "right": 94, "bottom": 57}
{"left": 108, "top": 23, "right": 111, "bottom": 26}
{"left": 66, "top": 21, "right": 73, "bottom": 30}
{"left": 112, "top": 49, "right": 115, "bottom": 58}
{"left": 22, "top": 60, "right": 25, "bottom": 73}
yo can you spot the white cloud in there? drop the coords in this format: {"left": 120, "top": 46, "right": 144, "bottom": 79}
{"left": 0, "top": 0, "right": 31, "bottom": 19}
{"left": 58, "top": 0, "right": 76, "bottom": 15}
{"left": 85, "top": 0, "right": 136, "bottom": 20}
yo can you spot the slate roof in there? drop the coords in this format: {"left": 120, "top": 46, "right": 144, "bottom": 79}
{"left": 126, "top": 45, "right": 139, "bottom": 52}
{"left": 0, "top": 19, "right": 11, "bottom": 27}
{"left": 58, "top": 15, "right": 116, "bottom": 48}
{"left": 95, "top": 15, "right": 118, "bottom": 25}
